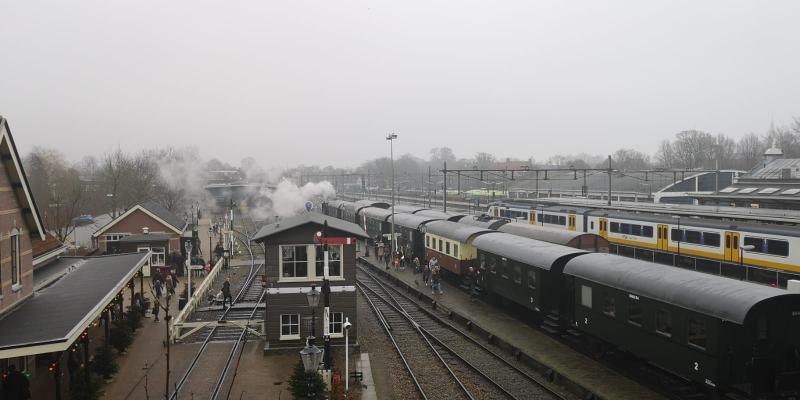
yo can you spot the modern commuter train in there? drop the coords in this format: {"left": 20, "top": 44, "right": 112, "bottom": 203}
{"left": 488, "top": 201, "right": 800, "bottom": 287}
{"left": 322, "top": 200, "right": 800, "bottom": 397}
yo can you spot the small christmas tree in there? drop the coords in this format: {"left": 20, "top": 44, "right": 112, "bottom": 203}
{"left": 92, "top": 346, "right": 118, "bottom": 379}
{"left": 288, "top": 361, "right": 327, "bottom": 399}
{"left": 70, "top": 370, "right": 102, "bottom": 400}
{"left": 109, "top": 319, "right": 133, "bottom": 352}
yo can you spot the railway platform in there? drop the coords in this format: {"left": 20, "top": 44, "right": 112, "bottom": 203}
{"left": 359, "top": 250, "right": 666, "bottom": 400}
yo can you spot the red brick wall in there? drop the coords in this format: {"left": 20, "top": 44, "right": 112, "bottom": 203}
{"left": 0, "top": 158, "right": 34, "bottom": 315}
{"left": 97, "top": 209, "right": 181, "bottom": 254}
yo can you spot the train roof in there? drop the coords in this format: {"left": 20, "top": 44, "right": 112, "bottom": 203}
{"left": 360, "top": 206, "right": 393, "bottom": 221}
{"left": 392, "top": 213, "right": 442, "bottom": 230}
{"left": 324, "top": 200, "right": 348, "bottom": 209}
{"left": 564, "top": 253, "right": 798, "bottom": 324}
{"left": 585, "top": 209, "right": 800, "bottom": 237}
{"left": 392, "top": 204, "right": 428, "bottom": 214}
{"left": 423, "top": 220, "right": 495, "bottom": 243}
{"left": 473, "top": 233, "right": 587, "bottom": 271}
{"left": 458, "top": 215, "right": 508, "bottom": 230}
{"left": 498, "top": 222, "right": 608, "bottom": 247}
{"left": 354, "top": 199, "right": 389, "bottom": 210}
{"left": 414, "top": 209, "right": 465, "bottom": 221}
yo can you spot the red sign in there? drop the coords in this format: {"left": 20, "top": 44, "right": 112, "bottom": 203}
{"left": 312, "top": 235, "right": 356, "bottom": 245}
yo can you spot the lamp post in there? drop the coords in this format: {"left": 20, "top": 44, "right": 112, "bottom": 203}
{"left": 208, "top": 227, "right": 213, "bottom": 263}
{"left": 386, "top": 133, "right": 398, "bottom": 255}
{"left": 741, "top": 244, "right": 755, "bottom": 282}
{"left": 307, "top": 285, "right": 320, "bottom": 344}
{"left": 185, "top": 241, "right": 193, "bottom": 300}
{"left": 671, "top": 215, "right": 681, "bottom": 258}
{"left": 299, "top": 338, "right": 324, "bottom": 398}
{"left": 321, "top": 221, "right": 332, "bottom": 370}
{"left": 344, "top": 317, "right": 352, "bottom": 392}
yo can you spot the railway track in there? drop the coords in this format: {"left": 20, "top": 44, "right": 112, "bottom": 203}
{"left": 357, "top": 265, "right": 566, "bottom": 400}
{"left": 170, "top": 221, "right": 265, "bottom": 399}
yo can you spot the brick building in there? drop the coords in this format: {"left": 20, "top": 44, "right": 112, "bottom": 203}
{"left": 253, "top": 213, "right": 367, "bottom": 352}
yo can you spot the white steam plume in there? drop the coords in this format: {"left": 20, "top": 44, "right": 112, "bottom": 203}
{"left": 260, "top": 179, "right": 336, "bottom": 219}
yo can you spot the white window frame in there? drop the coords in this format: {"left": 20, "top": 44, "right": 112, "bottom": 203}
{"left": 11, "top": 228, "right": 21, "bottom": 291}
{"left": 280, "top": 244, "right": 346, "bottom": 283}
{"left": 280, "top": 314, "right": 301, "bottom": 340}
{"left": 105, "top": 233, "right": 132, "bottom": 242}
{"left": 315, "top": 245, "right": 344, "bottom": 279}
{"left": 328, "top": 311, "right": 344, "bottom": 338}
{"left": 151, "top": 247, "right": 166, "bottom": 266}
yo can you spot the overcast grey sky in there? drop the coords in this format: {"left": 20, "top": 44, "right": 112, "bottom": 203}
{"left": 2, "top": 1, "right": 799, "bottom": 168}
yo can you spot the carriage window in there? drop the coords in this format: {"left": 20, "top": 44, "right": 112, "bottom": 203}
{"left": 671, "top": 228, "right": 682, "bottom": 242}
{"left": 453, "top": 244, "right": 459, "bottom": 258}
{"left": 559, "top": 216, "right": 566, "bottom": 225}
{"left": 757, "top": 318, "right": 768, "bottom": 340}
{"left": 603, "top": 295, "right": 616, "bottom": 317}
{"left": 581, "top": 285, "right": 592, "bottom": 308}
{"left": 744, "top": 236, "right": 764, "bottom": 253}
{"left": 512, "top": 263, "right": 522, "bottom": 284}
{"left": 655, "top": 309, "right": 672, "bottom": 337}
{"left": 620, "top": 223, "right": 631, "bottom": 234}
{"left": 426, "top": 235, "right": 430, "bottom": 248}
{"left": 590, "top": 221, "right": 595, "bottom": 230}
{"left": 628, "top": 297, "right": 642, "bottom": 326}
{"left": 642, "top": 226, "right": 653, "bottom": 238}
{"left": 500, "top": 257, "right": 509, "bottom": 278}
{"left": 688, "top": 318, "right": 707, "bottom": 350}
{"left": 537, "top": 214, "right": 543, "bottom": 222}
{"left": 527, "top": 268, "right": 536, "bottom": 289}
{"left": 445, "top": 242, "right": 450, "bottom": 254}
{"left": 610, "top": 222, "right": 620, "bottom": 233}
{"left": 766, "top": 239, "right": 789, "bottom": 257}
{"left": 438, "top": 239, "right": 443, "bottom": 252}
{"left": 703, "top": 233, "right": 721, "bottom": 247}
{"left": 630, "top": 224, "right": 642, "bottom": 236}
{"left": 685, "top": 230, "right": 701, "bottom": 244}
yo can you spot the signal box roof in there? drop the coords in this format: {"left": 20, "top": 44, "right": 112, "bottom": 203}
{"left": 253, "top": 212, "right": 368, "bottom": 242}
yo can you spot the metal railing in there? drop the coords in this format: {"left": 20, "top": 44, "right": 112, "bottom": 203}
{"left": 171, "top": 257, "right": 225, "bottom": 341}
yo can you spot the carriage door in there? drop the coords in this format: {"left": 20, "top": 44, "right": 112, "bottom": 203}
{"left": 493, "top": 207, "right": 501, "bottom": 218}
{"left": 568, "top": 215, "right": 577, "bottom": 231}
{"left": 725, "top": 232, "right": 740, "bottom": 263}
{"left": 656, "top": 224, "right": 669, "bottom": 251}
{"left": 599, "top": 218, "right": 609, "bottom": 239}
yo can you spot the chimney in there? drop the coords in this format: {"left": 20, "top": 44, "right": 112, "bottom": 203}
{"left": 143, "top": 226, "right": 149, "bottom": 234}
{"left": 763, "top": 139, "right": 784, "bottom": 166}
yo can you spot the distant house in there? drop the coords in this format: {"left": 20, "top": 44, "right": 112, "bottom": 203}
{"left": 92, "top": 201, "right": 188, "bottom": 272}
{"left": 253, "top": 213, "right": 368, "bottom": 351}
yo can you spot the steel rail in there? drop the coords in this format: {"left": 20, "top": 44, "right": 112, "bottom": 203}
{"left": 358, "top": 264, "right": 567, "bottom": 400}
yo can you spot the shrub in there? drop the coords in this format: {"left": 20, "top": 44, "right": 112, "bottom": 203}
{"left": 288, "top": 361, "right": 327, "bottom": 400}
{"left": 126, "top": 306, "right": 143, "bottom": 330}
{"left": 109, "top": 320, "right": 133, "bottom": 353}
{"left": 92, "top": 346, "right": 118, "bottom": 379}
{"left": 70, "top": 369, "right": 102, "bottom": 400}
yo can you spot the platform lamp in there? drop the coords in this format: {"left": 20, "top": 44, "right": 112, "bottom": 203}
{"left": 386, "top": 133, "right": 398, "bottom": 255}
{"left": 741, "top": 244, "right": 755, "bottom": 282}
{"left": 185, "top": 241, "right": 193, "bottom": 300}
{"left": 306, "top": 285, "right": 321, "bottom": 345}
{"left": 207, "top": 226, "right": 213, "bottom": 263}
{"left": 299, "top": 337, "right": 324, "bottom": 398}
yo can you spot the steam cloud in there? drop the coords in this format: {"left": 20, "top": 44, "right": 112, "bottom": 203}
{"left": 265, "top": 179, "right": 336, "bottom": 218}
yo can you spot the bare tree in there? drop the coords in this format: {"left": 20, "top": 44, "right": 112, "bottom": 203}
{"left": 654, "top": 140, "right": 676, "bottom": 168}
{"left": 612, "top": 148, "right": 651, "bottom": 170}
{"left": 713, "top": 134, "right": 737, "bottom": 169}
{"left": 737, "top": 133, "right": 763, "bottom": 170}
{"left": 672, "top": 130, "right": 716, "bottom": 169}
{"left": 100, "top": 148, "right": 131, "bottom": 218}
{"left": 764, "top": 125, "right": 800, "bottom": 158}
{"left": 472, "top": 152, "right": 496, "bottom": 169}
{"left": 24, "top": 147, "right": 86, "bottom": 242}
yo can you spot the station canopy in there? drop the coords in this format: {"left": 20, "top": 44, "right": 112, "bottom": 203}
{"left": 0, "top": 252, "right": 149, "bottom": 358}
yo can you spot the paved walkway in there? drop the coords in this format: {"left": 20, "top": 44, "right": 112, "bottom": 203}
{"left": 360, "top": 251, "right": 666, "bottom": 400}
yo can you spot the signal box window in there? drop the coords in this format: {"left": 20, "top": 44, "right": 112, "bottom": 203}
{"left": 655, "top": 309, "right": 672, "bottom": 337}
{"left": 603, "top": 295, "right": 616, "bottom": 317}
{"left": 329, "top": 312, "right": 344, "bottom": 338}
{"left": 281, "top": 245, "right": 308, "bottom": 278}
{"left": 627, "top": 297, "right": 642, "bottom": 326}
{"left": 315, "top": 245, "right": 343, "bottom": 278}
{"left": 688, "top": 318, "right": 707, "bottom": 350}
{"left": 280, "top": 314, "right": 300, "bottom": 340}
{"left": 581, "top": 285, "right": 592, "bottom": 308}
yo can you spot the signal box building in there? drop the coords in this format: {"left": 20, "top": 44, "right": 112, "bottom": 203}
{"left": 253, "top": 213, "right": 367, "bottom": 351}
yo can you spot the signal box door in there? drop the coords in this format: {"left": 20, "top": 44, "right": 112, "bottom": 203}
{"left": 568, "top": 215, "right": 577, "bottom": 231}
{"left": 725, "top": 232, "right": 740, "bottom": 263}
{"left": 599, "top": 218, "right": 608, "bottom": 239}
{"left": 656, "top": 224, "right": 669, "bottom": 251}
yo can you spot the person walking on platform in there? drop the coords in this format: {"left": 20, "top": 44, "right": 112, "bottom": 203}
{"left": 413, "top": 256, "right": 421, "bottom": 274}
{"left": 423, "top": 260, "right": 432, "bottom": 286}
{"left": 154, "top": 278, "right": 163, "bottom": 299}
{"left": 222, "top": 278, "right": 233, "bottom": 308}
{"left": 431, "top": 266, "right": 443, "bottom": 296}
{"left": 467, "top": 266, "right": 477, "bottom": 302}
{"left": 153, "top": 301, "right": 160, "bottom": 322}
{"left": 165, "top": 274, "right": 175, "bottom": 296}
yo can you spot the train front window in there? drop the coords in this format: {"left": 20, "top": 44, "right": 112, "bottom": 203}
{"left": 688, "top": 318, "right": 707, "bottom": 350}
{"left": 655, "top": 309, "right": 672, "bottom": 337}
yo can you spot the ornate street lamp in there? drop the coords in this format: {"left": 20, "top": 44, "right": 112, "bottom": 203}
{"left": 306, "top": 285, "right": 320, "bottom": 343}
